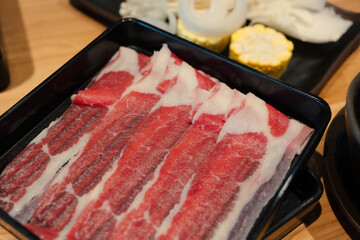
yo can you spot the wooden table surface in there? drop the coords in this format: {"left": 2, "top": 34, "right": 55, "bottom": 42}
{"left": 0, "top": 0, "right": 359, "bottom": 239}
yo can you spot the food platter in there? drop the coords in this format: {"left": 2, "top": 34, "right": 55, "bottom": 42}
{"left": 0, "top": 19, "right": 330, "bottom": 239}
{"left": 70, "top": 0, "right": 360, "bottom": 95}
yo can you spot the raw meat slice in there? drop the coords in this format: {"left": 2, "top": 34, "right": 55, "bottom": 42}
{"left": 25, "top": 45, "right": 188, "bottom": 239}
{"left": 0, "top": 105, "right": 107, "bottom": 219}
{"left": 64, "top": 45, "right": 182, "bottom": 197}
{"left": 65, "top": 105, "right": 192, "bottom": 239}
{"left": 157, "top": 93, "right": 313, "bottom": 240}
{"left": 65, "top": 61, "right": 218, "bottom": 240}
{"left": 86, "top": 46, "right": 150, "bottom": 89}
{"left": 226, "top": 123, "right": 314, "bottom": 239}
{"left": 195, "top": 70, "right": 219, "bottom": 91}
{"left": 46, "top": 105, "right": 107, "bottom": 156}
{"left": 0, "top": 44, "right": 314, "bottom": 240}
{"left": 73, "top": 46, "right": 151, "bottom": 107}
{"left": 0, "top": 143, "right": 49, "bottom": 212}
{"left": 157, "top": 132, "right": 266, "bottom": 240}
{"left": 0, "top": 47, "right": 149, "bottom": 217}
{"left": 109, "top": 84, "right": 245, "bottom": 240}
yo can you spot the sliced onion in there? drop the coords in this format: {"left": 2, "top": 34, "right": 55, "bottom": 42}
{"left": 246, "top": 0, "right": 353, "bottom": 43}
{"left": 120, "top": 0, "right": 179, "bottom": 16}
{"left": 178, "top": 0, "right": 246, "bottom": 38}
{"left": 291, "top": 0, "right": 326, "bottom": 11}
{"left": 139, "top": 8, "right": 177, "bottom": 34}
{"left": 120, "top": 1, "right": 177, "bottom": 34}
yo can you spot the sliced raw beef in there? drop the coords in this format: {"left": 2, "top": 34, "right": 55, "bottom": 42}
{"left": 108, "top": 84, "right": 246, "bottom": 240}
{"left": 73, "top": 46, "right": 151, "bottom": 107}
{"left": 0, "top": 47, "right": 151, "bottom": 221}
{"left": 0, "top": 105, "right": 108, "bottom": 221}
{"left": 25, "top": 45, "right": 193, "bottom": 239}
{"left": 64, "top": 61, "right": 218, "bottom": 240}
{"left": 157, "top": 93, "right": 313, "bottom": 240}
{"left": 0, "top": 44, "right": 313, "bottom": 240}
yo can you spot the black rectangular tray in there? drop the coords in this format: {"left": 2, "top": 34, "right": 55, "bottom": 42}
{"left": 70, "top": 0, "right": 360, "bottom": 95}
{"left": 0, "top": 19, "right": 330, "bottom": 239}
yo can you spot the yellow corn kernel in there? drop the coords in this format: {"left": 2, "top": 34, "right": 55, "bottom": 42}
{"left": 177, "top": 20, "right": 230, "bottom": 53}
{"left": 229, "top": 24, "right": 294, "bottom": 78}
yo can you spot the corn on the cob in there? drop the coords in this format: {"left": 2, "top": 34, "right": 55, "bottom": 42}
{"left": 177, "top": 19, "right": 230, "bottom": 53}
{"left": 229, "top": 24, "right": 294, "bottom": 78}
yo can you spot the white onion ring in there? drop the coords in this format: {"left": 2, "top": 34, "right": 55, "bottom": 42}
{"left": 178, "top": 0, "right": 246, "bottom": 38}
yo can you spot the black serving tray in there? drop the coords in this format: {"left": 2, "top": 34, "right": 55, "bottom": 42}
{"left": 70, "top": 0, "right": 360, "bottom": 95}
{"left": 0, "top": 19, "right": 330, "bottom": 239}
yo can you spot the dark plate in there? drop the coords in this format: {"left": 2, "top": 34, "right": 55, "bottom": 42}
{"left": 70, "top": 0, "right": 360, "bottom": 95}
{"left": 323, "top": 107, "right": 360, "bottom": 238}
{"left": 345, "top": 73, "right": 360, "bottom": 185}
{"left": 264, "top": 166, "right": 323, "bottom": 240}
{"left": 0, "top": 19, "right": 330, "bottom": 239}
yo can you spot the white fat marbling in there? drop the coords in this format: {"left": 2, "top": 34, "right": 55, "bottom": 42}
{"left": 151, "top": 61, "right": 200, "bottom": 109}
{"left": 211, "top": 96, "right": 311, "bottom": 239}
{"left": 56, "top": 146, "right": 126, "bottom": 240}
{"left": 107, "top": 151, "right": 170, "bottom": 237}
{"left": 217, "top": 93, "right": 270, "bottom": 143}
{"left": 192, "top": 82, "right": 235, "bottom": 122}
{"left": 155, "top": 174, "right": 195, "bottom": 239}
{"left": 122, "top": 45, "right": 172, "bottom": 97}
{"left": 94, "top": 47, "right": 142, "bottom": 83}
{"left": 10, "top": 131, "right": 92, "bottom": 223}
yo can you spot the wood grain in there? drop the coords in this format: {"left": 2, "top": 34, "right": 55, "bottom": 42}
{"left": 0, "top": 0, "right": 359, "bottom": 239}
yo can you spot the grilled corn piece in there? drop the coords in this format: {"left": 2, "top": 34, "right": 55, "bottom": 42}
{"left": 177, "top": 19, "right": 230, "bottom": 53}
{"left": 229, "top": 24, "right": 294, "bottom": 78}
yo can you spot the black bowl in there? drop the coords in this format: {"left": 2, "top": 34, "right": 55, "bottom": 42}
{"left": 345, "top": 72, "right": 360, "bottom": 185}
